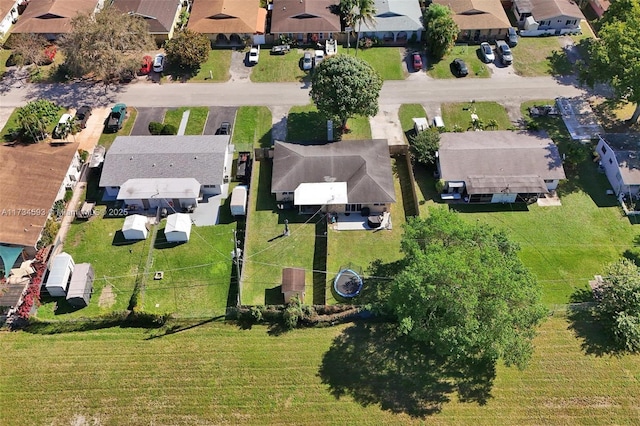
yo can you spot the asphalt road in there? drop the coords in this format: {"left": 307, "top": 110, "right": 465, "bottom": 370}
{"left": 0, "top": 75, "right": 589, "bottom": 109}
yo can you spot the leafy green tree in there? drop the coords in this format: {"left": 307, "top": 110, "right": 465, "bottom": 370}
{"left": 388, "top": 208, "right": 547, "bottom": 369}
{"left": 579, "top": 0, "right": 640, "bottom": 123}
{"left": 594, "top": 259, "right": 640, "bottom": 352}
{"left": 60, "top": 6, "right": 154, "bottom": 84}
{"left": 310, "top": 55, "right": 382, "bottom": 130}
{"left": 340, "top": 0, "right": 376, "bottom": 56}
{"left": 409, "top": 128, "right": 440, "bottom": 166}
{"left": 165, "top": 29, "right": 210, "bottom": 72}
{"left": 7, "top": 34, "right": 48, "bottom": 69}
{"left": 17, "top": 99, "right": 59, "bottom": 142}
{"left": 423, "top": 3, "right": 459, "bottom": 60}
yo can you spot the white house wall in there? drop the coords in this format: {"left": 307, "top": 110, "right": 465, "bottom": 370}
{"left": 597, "top": 138, "right": 628, "bottom": 195}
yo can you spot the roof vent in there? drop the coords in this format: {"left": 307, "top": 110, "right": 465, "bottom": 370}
{"left": 152, "top": 163, "right": 156, "bottom": 167}
{"left": 130, "top": 156, "right": 134, "bottom": 160}
{"left": 170, "top": 163, "right": 173, "bottom": 167}
{"left": 194, "top": 156, "right": 198, "bottom": 159}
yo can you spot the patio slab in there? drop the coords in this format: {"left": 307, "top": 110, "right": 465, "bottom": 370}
{"left": 333, "top": 212, "right": 392, "bottom": 231}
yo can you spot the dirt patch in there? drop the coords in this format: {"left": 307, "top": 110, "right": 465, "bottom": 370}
{"left": 98, "top": 285, "right": 115, "bottom": 308}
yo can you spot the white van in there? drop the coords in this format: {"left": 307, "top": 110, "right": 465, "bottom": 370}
{"left": 230, "top": 185, "right": 248, "bottom": 216}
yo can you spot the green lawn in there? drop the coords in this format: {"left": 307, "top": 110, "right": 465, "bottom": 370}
{"left": 0, "top": 105, "right": 67, "bottom": 142}
{"left": 427, "top": 45, "right": 490, "bottom": 79}
{"left": 163, "top": 106, "right": 209, "bottom": 135}
{"left": 231, "top": 106, "right": 272, "bottom": 150}
{"left": 398, "top": 104, "right": 428, "bottom": 143}
{"left": 38, "top": 206, "right": 145, "bottom": 319}
{"left": 191, "top": 50, "right": 231, "bottom": 82}
{"left": 287, "top": 104, "right": 371, "bottom": 141}
{"left": 2, "top": 314, "right": 640, "bottom": 424}
{"left": 441, "top": 101, "right": 512, "bottom": 131}
{"left": 326, "top": 159, "right": 408, "bottom": 304}
{"left": 143, "top": 223, "right": 235, "bottom": 318}
{"left": 250, "top": 49, "right": 309, "bottom": 82}
{"left": 344, "top": 47, "right": 406, "bottom": 80}
{"left": 513, "top": 36, "right": 574, "bottom": 77}
{"left": 98, "top": 107, "right": 138, "bottom": 150}
{"left": 241, "top": 160, "right": 317, "bottom": 305}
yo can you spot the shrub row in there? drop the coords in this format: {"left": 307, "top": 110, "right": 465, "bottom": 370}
{"left": 22, "top": 311, "right": 170, "bottom": 334}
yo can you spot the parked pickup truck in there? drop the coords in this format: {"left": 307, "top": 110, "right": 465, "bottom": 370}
{"left": 105, "top": 103, "right": 127, "bottom": 133}
{"left": 270, "top": 44, "right": 290, "bottom": 55}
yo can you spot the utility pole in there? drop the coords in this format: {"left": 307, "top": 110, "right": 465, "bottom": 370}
{"left": 232, "top": 229, "right": 242, "bottom": 306}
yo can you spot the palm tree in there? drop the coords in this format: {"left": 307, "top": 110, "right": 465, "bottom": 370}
{"left": 486, "top": 119, "right": 499, "bottom": 130}
{"left": 353, "top": 0, "right": 376, "bottom": 57}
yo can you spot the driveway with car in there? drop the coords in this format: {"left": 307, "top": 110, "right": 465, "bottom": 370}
{"left": 204, "top": 106, "right": 237, "bottom": 136}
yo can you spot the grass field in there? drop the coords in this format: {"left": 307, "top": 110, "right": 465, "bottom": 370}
{"left": 0, "top": 49, "right": 11, "bottom": 79}
{"left": 441, "top": 101, "right": 513, "bottom": 131}
{"left": 427, "top": 45, "right": 490, "bottom": 79}
{"left": 2, "top": 314, "right": 639, "bottom": 425}
{"left": 163, "top": 106, "right": 209, "bottom": 135}
{"left": 98, "top": 107, "right": 137, "bottom": 149}
{"left": 344, "top": 47, "right": 406, "bottom": 80}
{"left": 191, "top": 50, "right": 231, "bottom": 82}
{"left": 231, "top": 106, "right": 273, "bottom": 150}
{"left": 250, "top": 49, "right": 309, "bottom": 82}
{"left": 398, "top": 104, "right": 428, "bottom": 143}
{"left": 287, "top": 104, "right": 372, "bottom": 141}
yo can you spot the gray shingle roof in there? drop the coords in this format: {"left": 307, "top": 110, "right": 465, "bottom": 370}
{"left": 113, "top": 0, "right": 181, "bottom": 34}
{"left": 438, "top": 131, "right": 566, "bottom": 183}
{"left": 600, "top": 133, "right": 640, "bottom": 185}
{"left": 99, "top": 135, "right": 231, "bottom": 188}
{"left": 272, "top": 139, "right": 396, "bottom": 204}
{"left": 360, "top": 0, "right": 423, "bottom": 32}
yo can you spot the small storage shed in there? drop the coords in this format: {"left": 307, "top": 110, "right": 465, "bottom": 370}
{"left": 281, "top": 267, "right": 305, "bottom": 303}
{"left": 122, "top": 214, "right": 149, "bottom": 240}
{"left": 45, "top": 252, "right": 74, "bottom": 297}
{"left": 66, "top": 263, "right": 94, "bottom": 307}
{"left": 165, "top": 213, "right": 192, "bottom": 242}
{"left": 230, "top": 185, "right": 248, "bottom": 216}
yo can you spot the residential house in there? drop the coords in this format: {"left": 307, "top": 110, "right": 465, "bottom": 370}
{"left": 512, "top": 0, "right": 583, "bottom": 36}
{"left": 356, "top": 0, "right": 422, "bottom": 44}
{"left": 269, "top": 0, "right": 341, "bottom": 45}
{"left": 112, "top": 0, "right": 183, "bottom": 43}
{"left": 9, "top": 0, "right": 102, "bottom": 40}
{"left": 187, "top": 0, "right": 267, "bottom": 46}
{"left": 437, "top": 131, "right": 566, "bottom": 203}
{"left": 99, "top": 135, "right": 234, "bottom": 212}
{"left": 0, "top": 0, "right": 20, "bottom": 37}
{"left": 596, "top": 134, "right": 640, "bottom": 197}
{"left": 0, "top": 141, "right": 81, "bottom": 260}
{"left": 587, "top": 0, "right": 609, "bottom": 18}
{"left": 271, "top": 139, "right": 396, "bottom": 214}
{"left": 433, "top": 0, "right": 511, "bottom": 43}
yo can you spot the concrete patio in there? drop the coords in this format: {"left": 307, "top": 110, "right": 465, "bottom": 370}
{"left": 332, "top": 212, "right": 392, "bottom": 231}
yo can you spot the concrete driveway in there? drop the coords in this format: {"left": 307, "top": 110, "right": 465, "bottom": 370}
{"left": 204, "top": 106, "right": 237, "bottom": 135}
{"left": 370, "top": 104, "right": 405, "bottom": 146}
{"left": 73, "top": 106, "right": 110, "bottom": 151}
{"left": 130, "top": 107, "right": 167, "bottom": 135}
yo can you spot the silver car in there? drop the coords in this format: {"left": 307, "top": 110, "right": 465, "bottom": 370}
{"left": 480, "top": 42, "right": 494, "bottom": 63}
{"left": 303, "top": 52, "right": 313, "bottom": 70}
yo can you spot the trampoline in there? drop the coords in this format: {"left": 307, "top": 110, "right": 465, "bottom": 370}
{"left": 333, "top": 268, "right": 363, "bottom": 298}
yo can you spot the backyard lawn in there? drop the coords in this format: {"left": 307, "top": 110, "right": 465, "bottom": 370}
{"left": 250, "top": 49, "right": 309, "bottom": 82}
{"left": 441, "top": 101, "right": 512, "bottom": 131}
{"left": 2, "top": 314, "right": 639, "bottom": 424}
{"left": 98, "top": 107, "right": 137, "bottom": 149}
{"left": 427, "top": 44, "right": 490, "bottom": 79}
{"left": 344, "top": 47, "right": 406, "bottom": 80}
{"left": 231, "top": 106, "right": 272, "bottom": 150}
{"left": 191, "top": 50, "right": 232, "bottom": 82}
{"left": 163, "top": 106, "right": 209, "bottom": 135}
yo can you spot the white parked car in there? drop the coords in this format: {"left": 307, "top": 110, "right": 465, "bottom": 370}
{"left": 249, "top": 46, "right": 260, "bottom": 65}
{"left": 480, "top": 42, "right": 494, "bottom": 63}
{"left": 314, "top": 50, "right": 324, "bottom": 67}
{"left": 303, "top": 52, "right": 313, "bottom": 70}
{"left": 153, "top": 54, "right": 165, "bottom": 73}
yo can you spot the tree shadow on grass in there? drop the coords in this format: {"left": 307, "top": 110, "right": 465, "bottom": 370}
{"left": 318, "top": 322, "right": 496, "bottom": 417}
{"left": 286, "top": 110, "right": 327, "bottom": 142}
{"left": 566, "top": 288, "right": 623, "bottom": 357}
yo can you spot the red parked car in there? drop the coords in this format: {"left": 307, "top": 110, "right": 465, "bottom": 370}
{"left": 412, "top": 52, "right": 422, "bottom": 71}
{"left": 139, "top": 55, "right": 152, "bottom": 75}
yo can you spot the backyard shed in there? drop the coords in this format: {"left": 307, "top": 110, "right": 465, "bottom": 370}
{"left": 122, "top": 214, "right": 149, "bottom": 240}
{"left": 45, "top": 252, "right": 74, "bottom": 297}
{"left": 281, "top": 267, "right": 305, "bottom": 303}
{"left": 66, "top": 263, "right": 94, "bottom": 307}
{"left": 165, "top": 213, "right": 192, "bottom": 242}
{"left": 230, "top": 185, "right": 248, "bottom": 216}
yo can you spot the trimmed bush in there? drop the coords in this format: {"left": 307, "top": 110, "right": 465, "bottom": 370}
{"left": 148, "top": 121, "right": 164, "bottom": 135}
{"left": 160, "top": 123, "right": 178, "bottom": 135}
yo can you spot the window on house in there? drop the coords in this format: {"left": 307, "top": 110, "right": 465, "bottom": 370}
{"left": 601, "top": 145, "right": 607, "bottom": 155}
{"left": 609, "top": 158, "right": 614, "bottom": 164}
{"left": 346, "top": 204, "right": 362, "bottom": 212}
